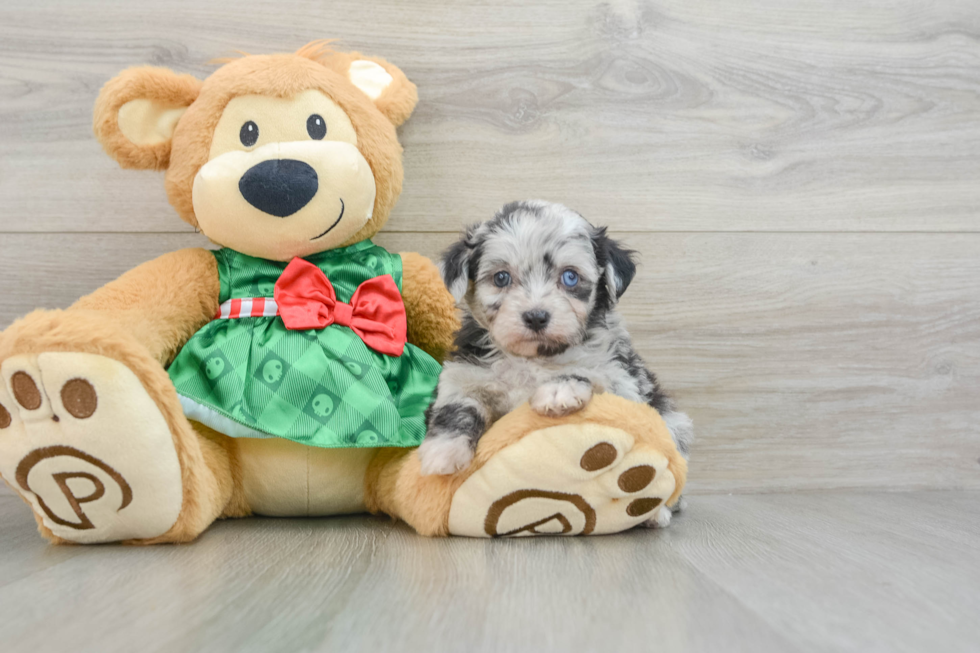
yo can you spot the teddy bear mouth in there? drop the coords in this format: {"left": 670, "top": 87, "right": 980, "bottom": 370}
{"left": 310, "top": 198, "right": 345, "bottom": 240}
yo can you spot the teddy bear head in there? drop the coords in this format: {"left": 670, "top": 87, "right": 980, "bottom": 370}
{"left": 93, "top": 42, "right": 417, "bottom": 261}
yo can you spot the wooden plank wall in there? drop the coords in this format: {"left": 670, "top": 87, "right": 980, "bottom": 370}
{"left": 1, "top": 0, "right": 978, "bottom": 493}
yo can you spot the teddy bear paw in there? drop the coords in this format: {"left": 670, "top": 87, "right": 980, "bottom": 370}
{"left": 0, "top": 352, "right": 182, "bottom": 543}
{"left": 447, "top": 422, "right": 677, "bottom": 537}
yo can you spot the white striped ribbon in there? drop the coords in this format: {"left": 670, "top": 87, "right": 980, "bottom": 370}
{"left": 214, "top": 297, "right": 280, "bottom": 320}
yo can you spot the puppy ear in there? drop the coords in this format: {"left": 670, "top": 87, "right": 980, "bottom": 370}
{"left": 93, "top": 66, "right": 202, "bottom": 170}
{"left": 440, "top": 225, "right": 480, "bottom": 303}
{"left": 594, "top": 228, "right": 637, "bottom": 300}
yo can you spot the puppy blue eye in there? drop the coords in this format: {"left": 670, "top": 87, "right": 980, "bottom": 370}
{"left": 493, "top": 271, "right": 511, "bottom": 288}
{"left": 561, "top": 270, "right": 579, "bottom": 287}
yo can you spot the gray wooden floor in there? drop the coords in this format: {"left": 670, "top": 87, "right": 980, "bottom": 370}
{"left": 1, "top": 490, "right": 977, "bottom": 653}
{"left": 2, "top": 0, "right": 979, "bottom": 494}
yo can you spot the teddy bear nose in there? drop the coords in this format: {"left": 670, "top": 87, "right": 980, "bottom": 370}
{"left": 238, "top": 159, "right": 318, "bottom": 217}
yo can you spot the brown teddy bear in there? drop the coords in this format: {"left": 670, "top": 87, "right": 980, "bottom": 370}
{"left": 0, "top": 43, "right": 686, "bottom": 544}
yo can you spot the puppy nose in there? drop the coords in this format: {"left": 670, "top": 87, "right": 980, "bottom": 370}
{"left": 238, "top": 159, "right": 318, "bottom": 217}
{"left": 522, "top": 309, "right": 551, "bottom": 332}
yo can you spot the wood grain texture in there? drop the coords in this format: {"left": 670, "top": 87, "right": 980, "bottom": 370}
{"left": 1, "top": 0, "right": 979, "bottom": 495}
{"left": 0, "top": 490, "right": 978, "bottom": 653}
{"left": 0, "top": 0, "right": 979, "bottom": 233}
{"left": 2, "top": 232, "right": 978, "bottom": 493}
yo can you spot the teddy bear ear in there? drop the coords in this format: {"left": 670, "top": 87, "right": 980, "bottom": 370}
{"left": 342, "top": 55, "right": 419, "bottom": 127}
{"left": 93, "top": 66, "right": 202, "bottom": 170}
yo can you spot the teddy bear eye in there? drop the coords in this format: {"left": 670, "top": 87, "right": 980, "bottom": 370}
{"left": 240, "top": 121, "right": 259, "bottom": 147}
{"left": 307, "top": 114, "right": 327, "bottom": 140}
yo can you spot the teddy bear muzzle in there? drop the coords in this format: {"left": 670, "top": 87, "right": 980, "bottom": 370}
{"left": 191, "top": 139, "right": 377, "bottom": 260}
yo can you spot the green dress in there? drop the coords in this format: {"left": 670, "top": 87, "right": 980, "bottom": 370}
{"left": 167, "top": 240, "right": 442, "bottom": 448}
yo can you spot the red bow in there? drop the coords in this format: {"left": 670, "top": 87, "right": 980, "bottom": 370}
{"left": 274, "top": 258, "right": 407, "bottom": 357}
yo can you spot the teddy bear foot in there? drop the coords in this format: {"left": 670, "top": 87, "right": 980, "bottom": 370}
{"left": 447, "top": 422, "right": 678, "bottom": 537}
{"left": 0, "top": 352, "right": 183, "bottom": 543}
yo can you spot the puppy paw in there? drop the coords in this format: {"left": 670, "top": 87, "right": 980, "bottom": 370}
{"left": 531, "top": 378, "right": 593, "bottom": 417}
{"left": 418, "top": 436, "right": 475, "bottom": 476}
{"left": 641, "top": 505, "right": 672, "bottom": 529}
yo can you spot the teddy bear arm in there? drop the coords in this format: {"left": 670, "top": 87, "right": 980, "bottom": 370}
{"left": 69, "top": 248, "right": 221, "bottom": 365}
{"left": 399, "top": 252, "right": 459, "bottom": 363}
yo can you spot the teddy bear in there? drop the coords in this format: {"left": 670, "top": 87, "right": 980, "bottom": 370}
{"left": 0, "top": 42, "right": 686, "bottom": 544}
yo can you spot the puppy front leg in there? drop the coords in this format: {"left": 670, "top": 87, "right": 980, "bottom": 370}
{"left": 531, "top": 374, "right": 595, "bottom": 417}
{"left": 418, "top": 396, "right": 491, "bottom": 476}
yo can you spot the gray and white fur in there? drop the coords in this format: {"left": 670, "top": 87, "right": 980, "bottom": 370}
{"left": 419, "top": 200, "right": 692, "bottom": 526}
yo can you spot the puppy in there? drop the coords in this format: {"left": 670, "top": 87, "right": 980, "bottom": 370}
{"left": 418, "top": 200, "right": 693, "bottom": 526}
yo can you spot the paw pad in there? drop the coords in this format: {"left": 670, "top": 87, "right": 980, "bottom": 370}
{"left": 485, "top": 490, "right": 596, "bottom": 536}
{"left": 0, "top": 403, "right": 10, "bottom": 429}
{"left": 617, "top": 465, "right": 655, "bottom": 493}
{"left": 580, "top": 442, "right": 616, "bottom": 471}
{"left": 626, "top": 497, "right": 662, "bottom": 516}
{"left": 11, "top": 372, "right": 41, "bottom": 410}
{"left": 15, "top": 445, "right": 132, "bottom": 531}
{"left": 61, "top": 379, "right": 97, "bottom": 419}
{"left": 582, "top": 443, "right": 657, "bottom": 498}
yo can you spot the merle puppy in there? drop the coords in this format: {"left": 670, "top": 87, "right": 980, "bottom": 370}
{"left": 418, "top": 201, "right": 692, "bottom": 521}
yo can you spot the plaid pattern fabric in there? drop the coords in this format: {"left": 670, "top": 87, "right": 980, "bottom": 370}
{"left": 167, "top": 241, "right": 442, "bottom": 448}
